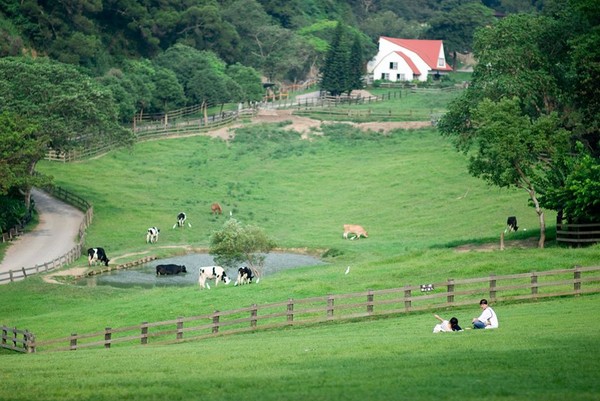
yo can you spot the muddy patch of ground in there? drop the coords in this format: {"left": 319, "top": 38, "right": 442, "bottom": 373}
{"left": 454, "top": 237, "right": 540, "bottom": 252}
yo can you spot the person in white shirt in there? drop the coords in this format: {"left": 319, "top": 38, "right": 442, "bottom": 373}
{"left": 432, "top": 314, "right": 462, "bottom": 333}
{"left": 472, "top": 299, "right": 498, "bottom": 329}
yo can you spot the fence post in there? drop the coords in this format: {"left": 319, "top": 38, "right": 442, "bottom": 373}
{"left": 140, "top": 322, "right": 148, "bottom": 345}
{"left": 367, "top": 290, "right": 374, "bottom": 314}
{"left": 250, "top": 305, "right": 258, "bottom": 328}
{"left": 489, "top": 274, "right": 497, "bottom": 301}
{"left": 327, "top": 296, "right": 334, "bottom": 320}
{"left": 177, "top": 317, "right": 184, "bottom": 341}
{"left": 447, "top": 279, "right": 455, "bottom": 304}
{"left": 1, "top": 326, "right": 6, "bottom": 347}
{"left": 574, "top": 266, "right": 582, "bottom": 295}
{"left": 25, "top": 331, "right": 35, "bottom": 353}
{"left": 531, "top": 272, "right": 538, "bottom": 297}
{"left": 104, "top": 327, "right": 112, "bottom": 349}
{"left": 12, "top": 327, "right": 17, "bottom": 348}
{"left": 286, "top": 299, "right": 294, "bottom": 324}
{"left": 69, "top": 333, "right": 78, "bottom": 351}
{"left": 404, "top": 285, "right": 412, "bottom": 311}
{"left": 212, "top": 311, "right": 220, "bottom": 334}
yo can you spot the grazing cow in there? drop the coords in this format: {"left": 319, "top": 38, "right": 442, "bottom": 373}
{"left": 234, "top": 266, "right": 254, "bottom": 286}
{"left": 173, "top": 212, "right": 191, "bottom": 229}
{"left": 146, "top": 227, "right": 160, "bottom": 243}
{"left": 211, "top": 203, "right": 223, "bottom": 215}
{"left": 506, "top": 216, "right": 518, "bottom": 233}
{"left": 87, "top": 247, "right": 110, "bottom": 266}
{"left": 343, "top": 224, "right": 368, "bottom": 240}
{"left": 198, "top": 266, "right": 231, "bottom": 289}
{"left": 156, "top": 264, "right": 187, "bottom": 275}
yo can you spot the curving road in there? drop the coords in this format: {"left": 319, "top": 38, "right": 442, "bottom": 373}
{"left": 0, "top": 188, "right": 84, "bottom": 276}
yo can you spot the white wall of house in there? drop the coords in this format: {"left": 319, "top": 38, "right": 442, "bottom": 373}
{"left": 370, "top": 53, "right": 420, "bottom": 82}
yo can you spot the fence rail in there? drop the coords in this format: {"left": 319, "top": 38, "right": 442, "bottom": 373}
{"left": 556, "top": 223, "right": 600, "bottom": 245}
{"left": 0, "top": 187, "right": 93, "bottom": 284}
{"left": 1, "top": 202, "right": 35, "bottom": 243}
{"left": 1, "top": 326, "right": 35, "bottom": 353}
{"left": 19, "top": 265, "right": 599, "bottom": 353}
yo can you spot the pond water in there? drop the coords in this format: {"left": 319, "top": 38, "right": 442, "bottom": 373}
{"left": 77, "top": 253, "right": 326, "bottom": 288}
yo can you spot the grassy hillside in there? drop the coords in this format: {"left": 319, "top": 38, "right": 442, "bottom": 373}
{"left": 1, "top": 116, "right": 598, "bottom": 400}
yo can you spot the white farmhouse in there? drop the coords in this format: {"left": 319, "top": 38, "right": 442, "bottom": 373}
{"left": 367, "top": 36, "right": 453, "bottom": 82}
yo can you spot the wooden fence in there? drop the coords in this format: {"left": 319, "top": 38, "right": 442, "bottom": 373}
{"left": 45, "top": 108, "right": 256, "bottom": 162}
{"left": 0, "top": 187, "right": 93, "bottom": 284}
{"left": 14, "top": 265, "right": 598, "bottom": 353}
{"left": 1, "top": 326, "right": 35, "bottom": 353}
{"left": 263, "top": 91, "right": 398, "bottom": 110}
{"left": 1, "top": 202, "right": 34, "bottom": 243}
{"left": 556, "top": 223, "right": 600, "bottom": 246}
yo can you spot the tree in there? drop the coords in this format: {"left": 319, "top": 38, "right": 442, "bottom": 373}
{"left": 209, "top": 219, "right": 277, "bottom": 279}
{"left": 0, "top": 57, "right": 132, "bottom": 207}
{"left": 151, "top": 67, "right": 185, "bottom": 111}
{"left": 469, "top": 98, "right": 570, "bottom": 247}
{"left": 0, "top": 112, "right": 47, "bottom": 197}
{"left": 359, "top": 11, "right": 424, "bottom": 41}
{"left": 437, "top": 14, "right": 571, "bottom": 248}
{"left": 320, "top": 21, "right": 350, "bottom": 96}
{"left": 347, "top": 33, "right": 365, "bottom": 93}
{"left": 539, "top": 147, "right": 600, "bottom": 224}
{"left": 226, "top": 63, "right": 264, "bottom": 104}
{"left": 425, "top": 3, "right": 495, "bottom": 55}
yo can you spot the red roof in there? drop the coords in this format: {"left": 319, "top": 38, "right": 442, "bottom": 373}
{"left": 395, "top": 51, "right": 421, "bottom": 75}
{"left": 381, "top": 37, "right": 453, "bottom": 72}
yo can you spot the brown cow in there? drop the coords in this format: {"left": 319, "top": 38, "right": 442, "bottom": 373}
{"left": 343, "top": 224, "right": 368, "bottom": 240}
{"left": 211, "top": 203, "right": 223, "bottom": 215}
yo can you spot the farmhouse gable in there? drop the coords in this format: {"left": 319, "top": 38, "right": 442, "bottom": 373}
{"left": 368, "top": 36, "right": 453, "bottom": 82}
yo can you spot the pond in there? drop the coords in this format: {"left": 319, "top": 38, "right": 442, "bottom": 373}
{"left": 77, "top": 253, "right": 326, "bottom": 288}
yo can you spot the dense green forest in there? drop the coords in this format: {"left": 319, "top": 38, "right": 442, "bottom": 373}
{"left": 0, "top": 0, "right": 542, "bottom": 78}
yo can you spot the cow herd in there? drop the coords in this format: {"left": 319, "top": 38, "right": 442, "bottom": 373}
{"left": 154, "top": 263, "right": 254, "bottom": 290}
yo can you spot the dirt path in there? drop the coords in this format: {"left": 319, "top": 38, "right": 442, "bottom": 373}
{"left": 0, "top": 188, "right": 84, "bottom": 275}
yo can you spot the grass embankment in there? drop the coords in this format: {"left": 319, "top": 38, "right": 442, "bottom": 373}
{"left": 1, "top": 91, "right": 598, "bottom": 400}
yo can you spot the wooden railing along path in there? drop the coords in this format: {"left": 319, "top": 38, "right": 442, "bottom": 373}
{"left": 7, "top": 265, "right": 597, "bottom": 353}
{"left": 0, "top": 186, "right": 93, "bottom": 284}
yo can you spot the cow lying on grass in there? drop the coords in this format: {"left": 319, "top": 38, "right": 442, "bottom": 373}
{"left": 198, "top": 266, "right": 231, "bottom": 289}
{"left": 156, "top": 264, "right": 187, "bottom": 275}
{"left": 343, "top": 224, "right": 368, "bottom": 240}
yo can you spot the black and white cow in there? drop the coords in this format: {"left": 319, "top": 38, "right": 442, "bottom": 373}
{"left": 234, "top": 266, "right": 254, "bottom": 286}
{"left": 506, "top": 216, "right": 519, "bottom": 233}
{"left": 173, "top": 212, "right": 191, "bottom": 229}
{"left": 198, "top": 266, "right": 231, "bottom": 289}
{"left": 146, "top": 227, "right": 160, "bottom": 243}
{"left": 156, "top": 264, "right": 187, "bottom": 275}
{"left": 87, "top": 247, "right": 110, "bottom": 266}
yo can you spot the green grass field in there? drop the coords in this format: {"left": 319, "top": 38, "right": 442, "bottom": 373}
{"left": 1, "top": 92, "right": 599, "bottom": 400}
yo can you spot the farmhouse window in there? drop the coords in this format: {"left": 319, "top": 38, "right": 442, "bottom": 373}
{"left": 396, "top": 73, "right": 405, "bottom": 81}
{"left": 381, "top": 73, "right": 390, "bottom": 80}
{"left": 438, "top": 58, "right": 446, "bottom": 67}
{"left": 389, "top": 62, "right": 398, "bottom": 70}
